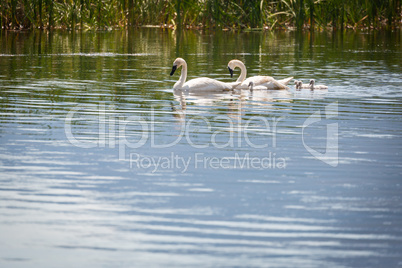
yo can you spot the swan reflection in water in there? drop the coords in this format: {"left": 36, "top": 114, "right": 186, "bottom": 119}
{"left": 169, "top": 88, "right": 299, "bottom": 147}
{"left": 171, "top": 84, "right": 294, "bottom": 124}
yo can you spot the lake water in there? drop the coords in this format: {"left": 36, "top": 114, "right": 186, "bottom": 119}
{"left": 0, "top": 29, "right": 401, "bottom": 267}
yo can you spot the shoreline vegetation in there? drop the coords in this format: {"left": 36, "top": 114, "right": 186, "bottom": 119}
{"left": 1, "top": 0, "right": 401, "bottom": 31}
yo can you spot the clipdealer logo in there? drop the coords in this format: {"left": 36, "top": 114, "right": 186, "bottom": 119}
{"left": 64, "top": 103, "right": 283, "bottom": 154}
{"left": 302, "top": 102, "right": 338, "bottom": 167}
{"left": 64, "top": 101, "right": 338, "bottom": 171}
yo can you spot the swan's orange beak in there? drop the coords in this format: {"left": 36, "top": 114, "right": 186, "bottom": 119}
{"left": 170, "top": 65, "right": 177, "bottom": 76}
{"left": 228, "top": 67, "right": 234, "bottom": 78}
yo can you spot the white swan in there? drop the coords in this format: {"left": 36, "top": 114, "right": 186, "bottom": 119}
{"left": 170, "top": 58, "right": 240, "bottom": 92}
{"left": 294, "top": 80, "right": 310, "bottom": 90}
{"left": 309, "top": 79, "right": 328, "bottom": 90}
{"left": 227, "top": 59, "right": 293, "bottom": 90}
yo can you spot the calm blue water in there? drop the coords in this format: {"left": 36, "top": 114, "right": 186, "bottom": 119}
{"left": 0, "top": 29, "right": 401, "bottom": 267}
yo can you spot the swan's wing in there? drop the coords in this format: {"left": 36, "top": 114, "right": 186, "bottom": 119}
{"left": 260, "top": 79, "right": 289, "bottom": 90}
{"left": 236, "top": 76, "right": 275, "bottom": 89}
{"left": 300, "top": 83, "right": 311, "bottom": 89}
{"left": 277, "top": 77, "right": 294, "bottom": 86}
{"left": 244, "top": 76, "right": 275, "bottom": 85}
{"left": 240, "top": 76, "right": 289, "bottom": 90}
{"left": 183, "top": 77, "right": 238, "bottom": 92}
{"left": 246, "top": 76, "right": 293, "bottom": 87}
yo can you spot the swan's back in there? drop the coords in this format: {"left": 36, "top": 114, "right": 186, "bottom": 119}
{"left": 245, "top": 76, "right": 290, "bottom": 90}
{"left": 296, "top": 81, "right": 310, "bottom": 89}
{"left": 312, "top": 85, "right": 328, "bottom": 90}
{"left": 243, "top": 76, "right": 273, "bottom": 86}
{"left": 180, "top": 77, "right": 240, "bottom": 92}
{"left": 309, "top": 79, "right": 328, "bottom": 90}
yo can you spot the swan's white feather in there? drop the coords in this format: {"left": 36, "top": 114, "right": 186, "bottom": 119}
{"left": 309, "top": 79, "right": 328, "bottom": 90}
{"left": 312, "top": 85, "right": 328, "bottom": 89}
{"left": 240, "top": 76, "right": 291, "bottom": 90}
{"left": 177, "top": 77, "right": 239, "bottom": 92}
{"left": 171, "top": 58, "right": 240, "bottom": 92}
{"left": 277, "top": 77, "right": 294, "bottom": 86}
{"left": 294, "top": 80, "right": 310, "bottom": 89}
{"left": 227, "top": 60, "right": 292, "bottom": 90}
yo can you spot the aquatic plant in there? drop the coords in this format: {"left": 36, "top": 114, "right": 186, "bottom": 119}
{"left": 1, "top": 0, "right": 401, "bottom": 30}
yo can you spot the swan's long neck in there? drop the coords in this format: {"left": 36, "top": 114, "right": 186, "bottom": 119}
{"left": 235, "top": 61, "right": 247, "bottom": 83}
{"left": 175, "top": 62, "right": 187, "bottom": 89}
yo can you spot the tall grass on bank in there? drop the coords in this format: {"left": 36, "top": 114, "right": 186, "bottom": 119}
{"left": 1, "top": 0, "right": 401, "bottom": 30}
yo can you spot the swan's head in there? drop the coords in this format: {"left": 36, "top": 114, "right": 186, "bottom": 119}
{"left": 295, "top": 81, "right": 302, "bottom": 90}
{"left": 248, "top": 81, "right": 254, "bottom": 91}
{"left": 309, "top": 79, "right": 315, "bottom": 86}
{"left": 227, "top": 59, "right": 243, "bottom": 78}
{"left": 294, "top": 80, "right": 300, "bottom": 89}
{"left": 170, "top": 58, "right": 186, "bottom": 76}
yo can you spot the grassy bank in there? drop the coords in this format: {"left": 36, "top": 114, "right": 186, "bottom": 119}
{"left": 1, "top": 0, "right": 401, "bottom": 30}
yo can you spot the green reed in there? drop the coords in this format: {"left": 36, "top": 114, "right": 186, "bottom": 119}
{"left": 1, "top": 0, "right": 400, "bottom": 30}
